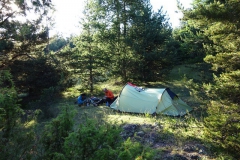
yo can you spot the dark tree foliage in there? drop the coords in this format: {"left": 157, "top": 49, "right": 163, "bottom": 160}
{"left": 81, "top": 0, "right": 173, "bottom": 83}
{"left": 0, "top": 70, "right": 20, "bottom": 138}
{"left": 0, "top": 0, "right": 52, "bottom": 68}
{"left": 9, "top": 58, "right": 65, "bottom": 107}
{"left": 0, "top": 70, "right": 38, "bottom": 160}
{"left": 46, "top": 36, "right": 68, "bottom": 52}
{"left": 182, "top": 0, "right": 240, "bottom": 103}
{"left": 0, "top": 0, "right": 71, "bottom": 108}
{"left": 64, "top": 0, "right": 112, "bottom": 93}
{"left": 172, "top": 25, "right": 207, "bottom": 63}
{"left": 127, "top": 5, "right": 173, "bottom": 81}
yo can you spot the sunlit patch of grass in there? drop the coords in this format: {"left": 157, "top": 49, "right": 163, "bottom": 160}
{"left": 106, "top": 115, "right": 154, "bottom": 125}
{"left": 156, "top": 116, "right": 206, "bottom": 150}
{"left": 25, "top": 119, "right": 37, "bottom": 128}
{"left": 168, "top": 64, "right": 212, "bottom": 82}
{"left": 72, "top": 104, "right": 206, "bottom": 142}
{"left": 61, "top": 80, "right": 124, "bottom": 99}
{"left": 95, "top": 81, "right": 125, "bottom": 96}
{"left": 62, "top": 84, "right": 83, "bottom": 98}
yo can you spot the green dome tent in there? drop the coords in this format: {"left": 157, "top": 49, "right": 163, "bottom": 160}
{"left": 110, "top": 83, "right": 192, "bottom": 116}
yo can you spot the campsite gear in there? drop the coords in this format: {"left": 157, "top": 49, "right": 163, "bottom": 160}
{"left": 110, "top": 83, "right": 192, "bottom": 116}
{"left": 95, "top": 98, "right": 107, "bottom": 106}
{"left": 89, "top": 97, "right": 100, "bottom": 103}
{"left": 86, "top": 97, "right": 100, "bottom": 106}
{"left": 95, "top": 96, "right": 118, "bottom": 107}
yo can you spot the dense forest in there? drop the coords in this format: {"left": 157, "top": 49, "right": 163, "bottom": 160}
{"left": 0, "top": 0, "right": 239, "bottom": 159}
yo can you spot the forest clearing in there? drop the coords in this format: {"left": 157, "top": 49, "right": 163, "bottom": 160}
{"left": 64, "top": 64, "right": 212, "bottom": 160}
{"left": 1, "top": 0, "right": 239, "bottom": 159}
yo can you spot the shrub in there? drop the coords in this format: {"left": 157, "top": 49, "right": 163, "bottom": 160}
{"left": 63, "top": 117, "right": 156, "bottom": 160}
{"left": 204, "top": 101, "right": 240, "bottom": 158}
{"left": 9, "top": 58, "right": 70, "bottom": 108}
{"left": 40, "top": 105, "right": 76, "bottom": 159}
{"left": 0, "top": 70, "right": 22, "bottom": 138}
{"left": 213, "top": 71, "right": 240, "bottom": 104}
{"left": 118, "top": 138, "right": 155, "bottom": 160}
{"left": 63, "top": 118, "right": 121, "bottom": 160}
{"left": 31, "top": 86, "right": 60, "bottom": 119}
{"left": 0, "top": 70, "right": 37, "bottom": 159}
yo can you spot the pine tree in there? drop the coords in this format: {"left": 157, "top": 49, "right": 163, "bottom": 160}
{"left": 181, "top": 0, "right": 240, "bottom": 156}
{"left": 69, "top": 0, "right": 111, "bottom": 93}
{"left": 172, "top": 24, "right": 207, "bottom": 63}
{"left": 127, "top": 4, "right": 172, "bottom": 81}
{"left": 0, "top": 0, "right": 52, "bottom": 68}
{"left": 81, "top": 0, "right": 173, "bottom": 82}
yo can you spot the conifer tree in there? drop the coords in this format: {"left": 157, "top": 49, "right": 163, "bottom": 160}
{"left": 67, "top": 0, "right": 111, "bottom": 92}
{"left": 0, "top": 0, "right": 58, "bottom": 105}
{"left": 127, "top": 4, "right": 172, "bottom": 81}
{"left": 0, "top": 70, "right": 38, "bottom": 159}
{"left": 0, "top": 0, "right": 52, "bottom": 68}
{"left": 79, "top": 0, "right": 172, "bottom": 82}
{"left": 172, "top": 24, "right": 207, "bottom": 63}
{"left": 181, "top": 0, "right": 240, "bottom": 156}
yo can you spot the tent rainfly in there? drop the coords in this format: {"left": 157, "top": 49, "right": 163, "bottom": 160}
{"left": 110, "top": 83, "right": 192, "bottom": 116}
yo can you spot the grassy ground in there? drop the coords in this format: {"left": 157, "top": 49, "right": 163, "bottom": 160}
{"left": 51, "top": 63, "right": 235, "bottom": 159}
